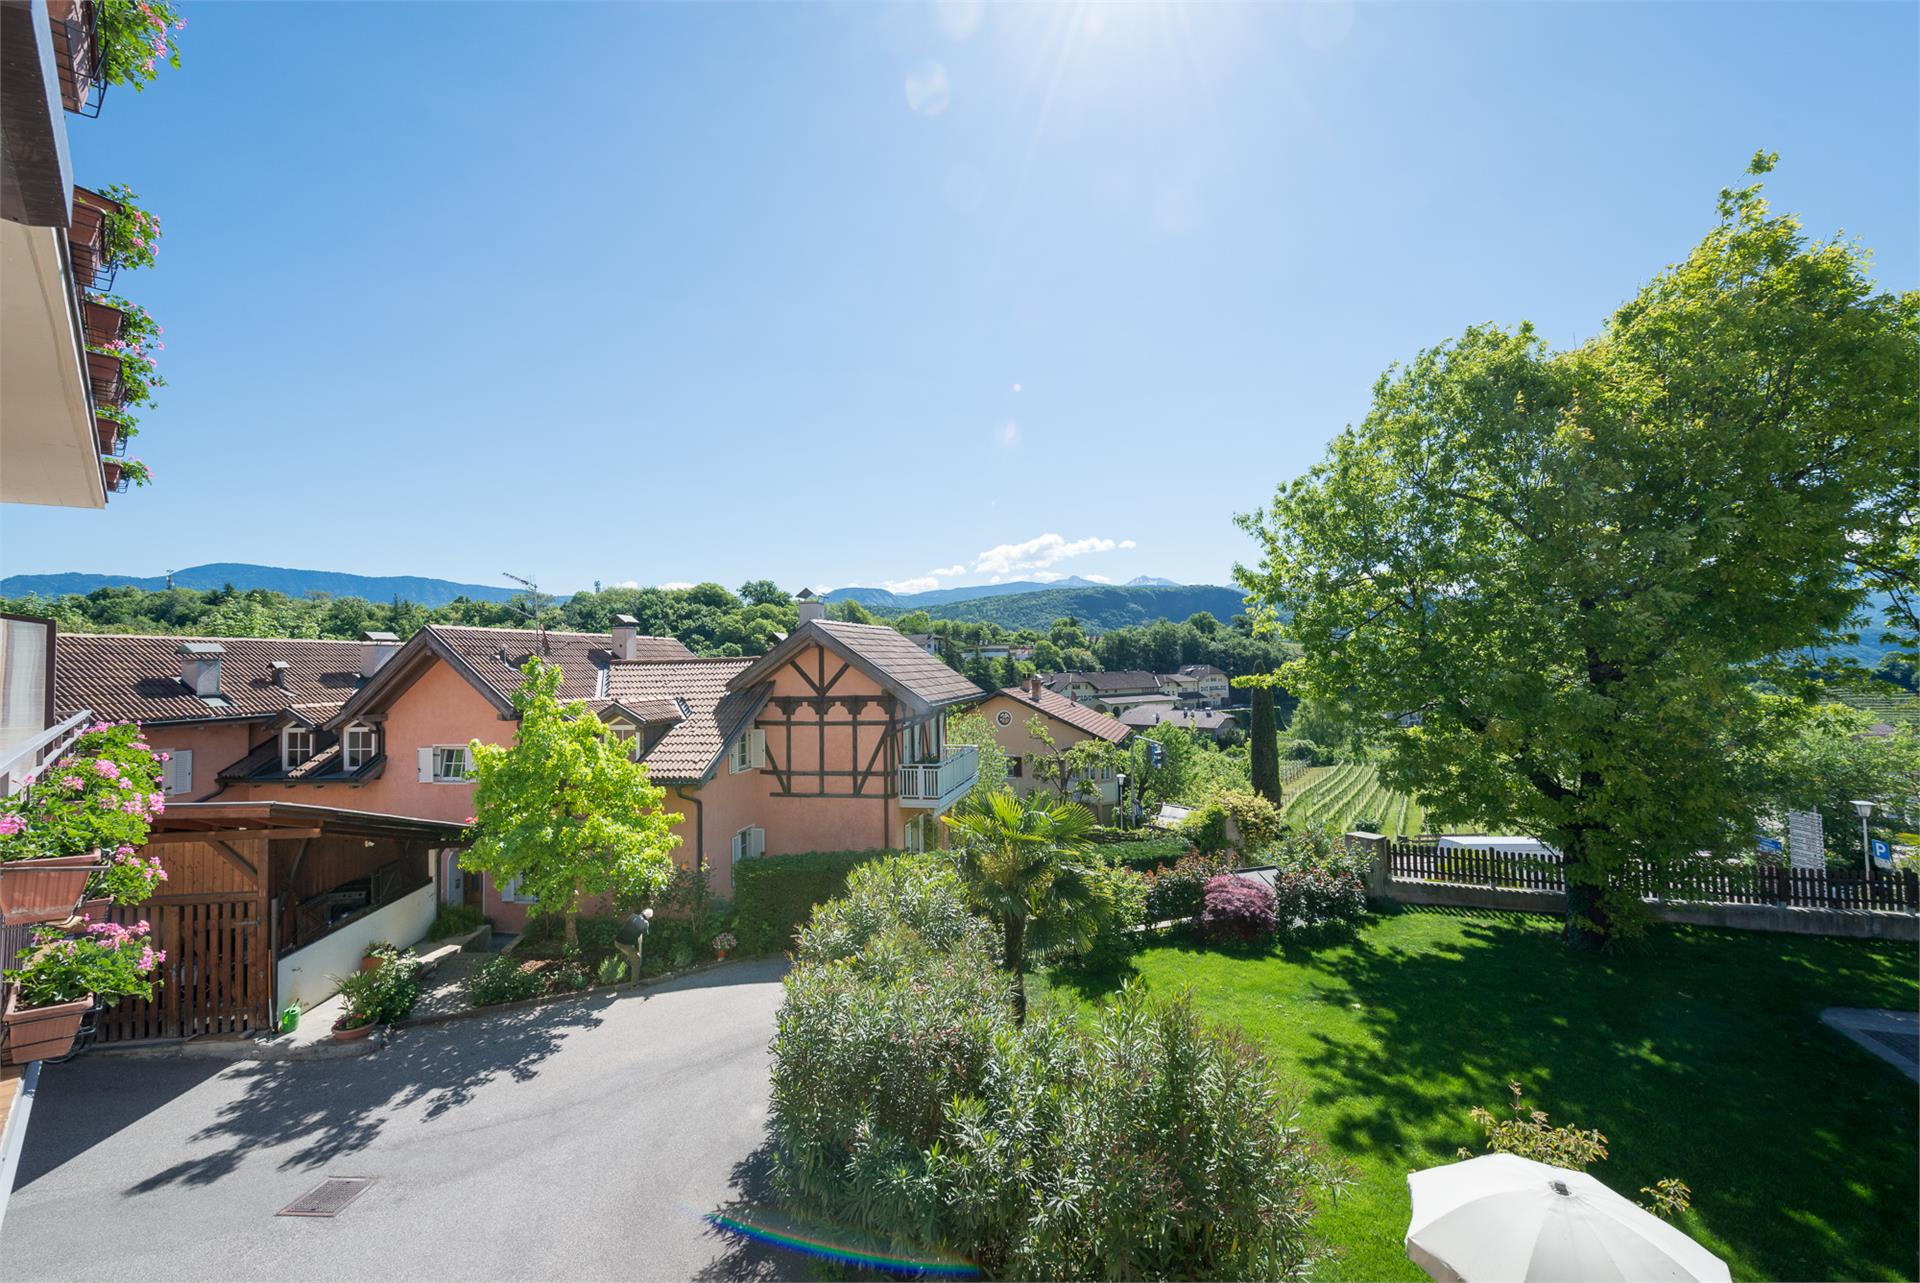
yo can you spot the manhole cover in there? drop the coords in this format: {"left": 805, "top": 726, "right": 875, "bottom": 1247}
{"left": 278, "top": 1177, "right": 376, "bottom": 1217}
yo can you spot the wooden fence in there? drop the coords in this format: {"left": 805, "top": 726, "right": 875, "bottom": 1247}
{"left": 1386, "top": 839, "right": 1920, "bottom": 914}
{"left": 93, "top": 893, "right": 269, "bottom": 1043}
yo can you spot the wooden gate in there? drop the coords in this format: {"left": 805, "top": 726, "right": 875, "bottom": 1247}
{"left": 94, "top": 893, "right": 270, "bottom": 1043}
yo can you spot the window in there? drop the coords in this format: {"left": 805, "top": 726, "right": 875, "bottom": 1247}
{"left": 343, "top": 723, "right": 377, "bottom": 771}
{"left": 995, "top": 709, "right": 1013, "bottom": 727}
{"left": 728, "top": 728, "right": 766, "bottom": 774}
{"left": 281, "top": 728, "right": 313, "bottom": 772}
{"left": 161, "top": 748, "right": 193, "bottom": 796}
{"left": 730, "top": 826, "right": 765, "bottom": 862}
{"left": 418, "top": 745, "right": 470, "bottom": 783}
{"left": 498, "top": 874, "right": 537, "bottom": 904}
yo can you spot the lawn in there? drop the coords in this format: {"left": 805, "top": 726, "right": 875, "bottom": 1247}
{"left": 1034, "top": 907, "right": 1918, "bottom": 1283}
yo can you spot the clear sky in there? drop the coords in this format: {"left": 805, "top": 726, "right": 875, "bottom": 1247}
{"left": 3, "top": 1, "right": 1914, "bottom": 597}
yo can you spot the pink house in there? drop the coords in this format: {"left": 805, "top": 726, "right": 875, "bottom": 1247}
{"left": 977, "top": 677, "right": 1132, "bottom": 819}
{"left": 54, "top": 600, "right": 984, "bottom": 931}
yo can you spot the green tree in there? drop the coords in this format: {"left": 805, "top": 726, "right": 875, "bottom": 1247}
{"left": 464, "top": 659, "right": 682, "bottom": 948}
{"left": 738, "top": 579, "right": 790, "bottom": 608}
{"left": 941, "top": 788, "right": 1098, "bottom": 1022}
{"left": 1241, "top": 678, "right": 1280, "bottom": 804}
{"left": 1765, "top": 701, "right": 1919, "bottom": 853}
{"left": 1237, "top": 155, "right": 1918, "bottom": 946}
{"left": 944, "top": 709, "right": 1011, "bottom": 796}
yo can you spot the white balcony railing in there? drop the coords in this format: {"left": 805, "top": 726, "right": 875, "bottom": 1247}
{"left": 0, "top": 708, "right": 93, "bottom": 797}
{"left": 897, "top": 744, "right": 978, "bottom": 812}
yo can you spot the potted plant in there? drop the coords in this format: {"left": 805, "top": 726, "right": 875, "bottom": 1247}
{"left": 1, "top": 919, "right": 164, "bottom": 1065}
{"left": 82, "top": 297, "right": 124, "bottom": 346}
{"left": 78, "top": 843, "right": 168, "bottom": 919}
{"left": 711, "top": 930, "right": 737, "bottom": 962}
{"left": 0, "top": 722, "right": 166, "bottom": 926}
{"left": 360, "top": 940, "right": 398, "bottom": 972}
{"left": 331, "top": 951, "right": 422, "bottom": 1039}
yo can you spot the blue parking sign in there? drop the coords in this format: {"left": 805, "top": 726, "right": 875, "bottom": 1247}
{"left": 1871, "top": 838, "right": 1893, "bottom": 868}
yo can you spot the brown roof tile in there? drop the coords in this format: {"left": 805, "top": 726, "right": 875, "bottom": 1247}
{"left": 426, "top": 625, "right": 690, "bottom": 705}
{"left": 55, "top": 635, "right": 364, "bottom": 725}
{"left": 731, "top": 620, "right": 983, "bottom": 712}
{"left": 995, "top": 685, "right": 1132, "bottom": 744}
{"left": 606, "top": 659, "right": 771, "bottom": 781}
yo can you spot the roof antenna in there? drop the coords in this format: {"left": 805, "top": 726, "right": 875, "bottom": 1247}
{"left": 502, "top": 572, "right": 551, "bottom": 655}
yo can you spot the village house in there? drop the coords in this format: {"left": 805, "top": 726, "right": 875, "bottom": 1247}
{"left": 1041, "top": 669, "right": 1163, "bottom": 712}
{"left": 1118, "top": 704, "right": 1238, "bottom": 741}
{"left": 53, "top": 599, "right": 985, "bottom": 935}
{"left": 978, "top": 677, "right": 1131, "bottom": 819}
{"left": 1159, "top": 663, "right": 1231, "bottom": 708}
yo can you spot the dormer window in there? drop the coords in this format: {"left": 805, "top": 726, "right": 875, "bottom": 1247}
{"left": 343, "top": 723, "right": 378, "bottom": 771}
{"left": 282, "top": 727, "right": 314, "bottom": 772}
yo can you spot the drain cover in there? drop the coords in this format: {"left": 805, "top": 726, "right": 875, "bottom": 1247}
{"left": 278, "top": 1177, "right": 376, "bottom": 1217}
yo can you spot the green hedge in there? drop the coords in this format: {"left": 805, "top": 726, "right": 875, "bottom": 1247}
{"left": 733, "top": 849, "right": 898, "bottom": 955}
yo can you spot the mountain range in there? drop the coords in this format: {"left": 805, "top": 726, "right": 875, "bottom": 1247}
{"left": 824, "top": 575, "right": 1180, "bottom": 612}
{"left": 0, "top": 563, "right": 524, "bottom": 607}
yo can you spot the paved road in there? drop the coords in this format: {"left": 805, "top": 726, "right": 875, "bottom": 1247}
{"left": 2, "top": 959, "right": 792, "bottom": 1282}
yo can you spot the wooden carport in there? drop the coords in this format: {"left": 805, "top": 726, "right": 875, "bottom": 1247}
{"left": 93, "top": 802, "right": 466, "bottom": 1044}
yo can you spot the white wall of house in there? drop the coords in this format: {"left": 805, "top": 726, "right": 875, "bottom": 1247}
{"left": 276, "top": 883, "right": 438, "bottom": 1011}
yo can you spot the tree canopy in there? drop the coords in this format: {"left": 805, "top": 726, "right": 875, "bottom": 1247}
{"left": 1236, "top": 155, "right": 1918, "bottom": 944}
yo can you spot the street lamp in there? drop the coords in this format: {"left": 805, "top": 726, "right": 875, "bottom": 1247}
{"left": 1851, "top": 800, "right": 1875, "bottom": 880}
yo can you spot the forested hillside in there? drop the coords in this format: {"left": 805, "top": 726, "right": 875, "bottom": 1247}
{"left": 917, "top": 584, "right": 1247, "bottom": 631}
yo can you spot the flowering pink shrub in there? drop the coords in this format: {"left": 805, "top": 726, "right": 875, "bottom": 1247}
{"left": 88, "top": 844, "right": 169, "bottom": 906}
{"left": 98, "top": 0, "right": 184, "bottom": 92}
{"left": 1196, "top": 874, "right": 1277, "bottom": 944}
{"left": 4, "top": 919, "right": 165, "bottom": 1009}
{"left": 0, "top": 722, "right": 166, "bottom": 884}
{"left": 1141, "top": 849, "right": 1238, "bottom": 922}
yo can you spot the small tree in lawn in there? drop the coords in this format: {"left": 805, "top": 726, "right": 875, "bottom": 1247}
{"left": 464, "top": 659, "right": 681, "bottom": 949}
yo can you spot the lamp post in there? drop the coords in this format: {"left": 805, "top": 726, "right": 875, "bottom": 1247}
{"left": 1851, "top": 800, "right": 1874, "bottom": 881}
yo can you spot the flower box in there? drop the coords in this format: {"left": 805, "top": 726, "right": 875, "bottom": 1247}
{"left": 102, "top": 459, "right": 123, "bottom": 490}
{"left": 0, "top": 989, "right": 95, "bottom": 1065}
{"left": 0, "top": 852, "right": 104, "bottom": 926}
{"left": 86, "top": 350, "right": 123, "bottom": 406}
{"left": 95, "top": 416, "right": 121, "bottom": 456}
{"left": 82, "top": 299, "right": 123, "bottom": 346}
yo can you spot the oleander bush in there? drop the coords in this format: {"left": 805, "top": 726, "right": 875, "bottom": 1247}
{"left": 1197, "top": 873, "right": 1277, "bottom": 944}
{"left": 766, "top": 854, "right": 1336, "bottom": 1281}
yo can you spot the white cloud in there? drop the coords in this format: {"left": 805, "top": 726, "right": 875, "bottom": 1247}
{"left": 997, "top": 420, "right": 1019, "bottom": 447}
{"left": 930, "top": 564, "right": 966, "bottom": 577}
{"left": 972, "top": 532, "right": 1129, "bottom": 576}
{"left": 1119, "top": 539, "right": 1136, "bottom": 549}
{"left": 615, "top": 580, "right": 640, "bottom": 589}
{"left": 658, "top": 581, "right": 695, "bottom": 591}
{"left": 1081, "top": 574, "right": 1112, "bottom": 584}
{"left": 1029, "top": 571, "right": 1066, "bottom": 583}
{"left": 883, "top": 576, "right": 942, "bottom": 594}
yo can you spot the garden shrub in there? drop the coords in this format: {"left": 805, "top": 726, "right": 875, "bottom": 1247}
{"left": 733, "top": 849, "right": 895, "bottom": 955}
{"left": 465, "top": 954, "right": 544, "bottom": 1006}
{"left": 596, "top": 954, "right": 629, "bottom": 985}
{"left": 1141, "top": 849, "right": 1237, "bottom": 922}
{"left": 1462, "top": 1082, "right": 1693, "bottom": 1220}
{"left": 1181, "top": 801, "right": 1232, "bottom": 854}
{"left": 768, "top": 857, "right": 1335, "bottom": 1281}
{"left": 1215, "top": 789, "right": 1285, "bottom": 853}
{"left": 1272, "top": 823, "right": 1374, "bottom": 882}
{"left": 1043, "top": 861, "right": 1146, "bottom": 972}
{"left": 1269, "top": 866, "right": 1368, "bottom": 934}
{"left": 426, "top": 903, "right": 485, "bottom": 942}
{"left": 1096, "top": 834, "right": 1193, "bottom": 870}
{"left": 1197, "top": 873, "right": 1277, "bottom": 944}
{"left": 336, "top": 951, "right": 423, "bottom": 1024}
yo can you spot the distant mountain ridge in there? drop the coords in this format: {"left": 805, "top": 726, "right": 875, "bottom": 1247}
{"left": 825, "top": 575, "right": 1185, "bottom": 611}
{"left": 0, "top": 563, "right": 523, "bottom": 607}
{"left": 909, "top": 584, "right": 1249, "bottom": 631}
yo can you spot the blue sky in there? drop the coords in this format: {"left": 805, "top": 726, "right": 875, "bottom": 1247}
{"left": 4, "top": 1, "right": 1914, "bottom": 597}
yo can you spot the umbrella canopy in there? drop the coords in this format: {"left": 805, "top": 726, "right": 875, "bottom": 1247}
{"left": 1405, "top": 1154, "right": 1730, "bottom": 1283}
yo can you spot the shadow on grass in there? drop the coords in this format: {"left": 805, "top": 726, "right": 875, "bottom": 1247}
{"left": 1291, "top": 909, "right": 1918, "bottom": 1283}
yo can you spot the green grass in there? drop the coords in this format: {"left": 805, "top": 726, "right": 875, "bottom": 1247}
{"left": 1035, "top": 908, "right": 1918, "bottom": 1283}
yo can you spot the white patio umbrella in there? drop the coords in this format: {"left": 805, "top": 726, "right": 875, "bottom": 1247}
{"left": 1405, "top": 1154, "right": 1730, "bottom": 1283}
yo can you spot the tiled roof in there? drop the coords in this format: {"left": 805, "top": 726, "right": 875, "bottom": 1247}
{"left": 995, "top": 686, "right": 1131, "bottom": 744}
{"left": 1048, "top": 670, "right": 1162, "bottom": 693}
{"left": 218, "top": 728, "right": 383, "bottom": 784}
{"left": 427, "top": 625, "right": 689, "bottom": 705}
{"left": 805, "top": 620, "right": 985, "bottom": 709}
{"left": 1118, "top": 706, "right": 1235, "bottom": 731}
{"left": 55, "top": 635, "right": 364, "bottom": 724}
{"left": 606, "top": 659, "right": 771, "bottom": 781}
{"left": 1173, "top": 664, "right": 1227, "bottom": 680}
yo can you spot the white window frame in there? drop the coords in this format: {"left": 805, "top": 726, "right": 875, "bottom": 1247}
{"left": 280, "top": 727, "right": 313, "bottom": 772}
{"left": 730, "top": 825, "right": 766, "bottom": 862}
{"left": 425, "top": 744, "right": 472, "bottom": 783}
{"left": 498, "top": 874, "right": 538, "bottom": 904}
{"left": 342, "top": 723, "right": 377, "bottom": 771}
{"left": 729, "top": 728, "right": 766, "bottom": 774}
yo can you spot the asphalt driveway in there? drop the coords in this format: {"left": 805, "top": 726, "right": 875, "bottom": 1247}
{"left": 1, "top": 958, "right": 792, "bottom": 1282}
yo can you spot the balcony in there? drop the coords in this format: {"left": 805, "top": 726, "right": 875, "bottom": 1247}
{"left": 47, "top": 0, "right": 103, "bottom": 118}
{"left": 897, "top": 744, "right": 978, "bottom": 814}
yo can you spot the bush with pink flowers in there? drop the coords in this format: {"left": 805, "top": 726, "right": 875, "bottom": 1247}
{"left": 4, "top": 919, "right": 165, "bottom": 1008}
{"left": 86, "top": 843, "right": 169, "bottom": 906}
{"left": 1196, "top": 874, "right": 1277, "bottom": 944}
{"left": 98, "top": 0, "right": 184, "bottom": 92}
{"left": 0, "top": 722, "right": 167, "bottom": 867}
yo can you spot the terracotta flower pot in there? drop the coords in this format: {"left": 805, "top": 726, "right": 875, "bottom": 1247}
{"left": 102, "top": 459, "right": 123, "bottom": 489}
{"left": 0, "top": 852, "right": 105, "bottom": 926}
{"left": 359, "top": 955, "right": 385, "bottom": 973}
{"left": 333, "top": 1016, "right": 376, "bottom": 1042}
{"left": 77, "top": 897, "right": 113, "bottom": 921}
{"left": 95, "top": 417, "right": 120, "bottom": 455}
{"left": 1, "top": 990, "right": 94, "bottom": 1065}
{"left": 82, "top": 299, "right": 123, "bottom": 346}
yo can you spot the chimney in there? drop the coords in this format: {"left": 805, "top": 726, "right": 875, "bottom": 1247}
{"left": 610, "top": 613, "right": 641, "bottom": 662}
{"left": 270, "top": 660, "right": 290, "bottom": 688}
{"left": 1027, "top": 675, "right": 1043, "bottom": 701}
{"left": 177, "top": 642, "right": 224, "bottom": 697}
{"left": 795, "top": 587, "right": 825, "bottom": 625}
{"left": 359, "top": 630, "right": 401, "bottom": 678}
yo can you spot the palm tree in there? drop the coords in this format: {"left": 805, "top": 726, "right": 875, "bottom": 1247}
{"left": 940, "top": 788, "right": 1099, "bottom": 1022}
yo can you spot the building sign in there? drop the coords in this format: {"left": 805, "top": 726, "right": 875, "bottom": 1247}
{"left": 1787, "top": 810, "right": 1824, "bottom": 871}
{"left": 1756, "top": 835, "right": 1783, "bottom": 858}
{"left": 1872, "top": 838, "right": 1893, "bottom": 869}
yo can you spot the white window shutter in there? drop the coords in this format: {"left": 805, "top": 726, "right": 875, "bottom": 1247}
{"left": 749, "top": 729, "right": 766, "bottom": 769}
{"left": 731, "top": 830, "right": 744, "bottom": 862}
{"left": 751, "top": 826, "right": 766, "bottom": 859}
{"left": 418, "top": 747, "right": 433, "bottom": 783}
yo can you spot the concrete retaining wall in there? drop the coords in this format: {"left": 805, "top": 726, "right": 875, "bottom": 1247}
{"left": 277, "top": 884, "right": 438, "bottom": 1011}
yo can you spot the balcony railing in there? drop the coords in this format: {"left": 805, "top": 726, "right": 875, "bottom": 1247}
{"left": 898, "top": 744, "right": 978, "bottom": 812}
{"left": 48, "top": 0, "right": 104, "bottom": 118}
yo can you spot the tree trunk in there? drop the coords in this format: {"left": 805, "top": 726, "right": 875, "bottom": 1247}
{"left": 1005, "top": 914, "right": 1027, "bottom": 1024}
{"left": 565, "top": 909, "right": 579, "bottom": 951}
{"left": 1249, "top": 685, "right": 1280, "bottom": 804}
{"left": 1562, "top": 830, "right": 1612, "bottom": 950}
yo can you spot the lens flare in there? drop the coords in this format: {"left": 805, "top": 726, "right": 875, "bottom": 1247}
{"left": 704, "top": 1208, "right": 980, "bottom": 1278}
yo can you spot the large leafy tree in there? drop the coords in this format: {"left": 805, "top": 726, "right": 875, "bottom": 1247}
{"left": 1236, "top": 155, "right": 1918, "bottom": 946}
{"left": 464, "top": 659, "right": 681, "bottom": 947}
{"left": 941, "top": 788, "right": 1098, "bottom": 1021}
